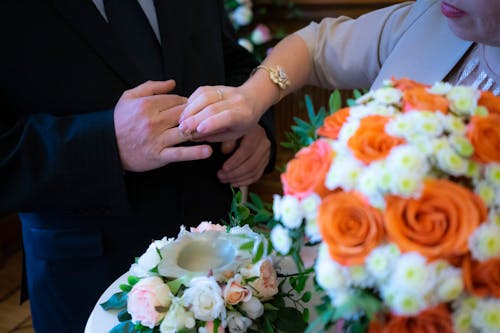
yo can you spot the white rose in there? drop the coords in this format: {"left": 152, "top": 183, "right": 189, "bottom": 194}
{"left": 237, "top": 38, "right": 254, "bottom": 53}
{"left": 131, "top": 238, "right": 171, "bottom": 277}
{"left": 227, "top": 311, "right": 252, "bottom": 333}
{"left": 230, "top": 6, "right": 253, "bottom": 27}
{"left": 160, "top": 298, "right": 195, "bottom": 333}
{"left": 280, "top": 195, "right": 303, "bottom": 229}
{"left": 240, "top": 297, "right": 264, "bottom": 319}
{"left": 270, "top": 225, "right": 292, "bottom": 255}
{"left": 182, "top": 276, "right": 225, "bottom": 321}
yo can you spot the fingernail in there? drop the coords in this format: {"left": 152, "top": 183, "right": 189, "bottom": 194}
{"left": 179, "top": 122, "right": 186, "bottom": 131}
{"left": 203, "top": 147, "right": 212, "bottom": 157}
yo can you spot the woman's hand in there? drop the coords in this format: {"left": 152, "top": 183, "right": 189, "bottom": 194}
{"left": 179, "top": 85, "right": 262, "bottom": 142}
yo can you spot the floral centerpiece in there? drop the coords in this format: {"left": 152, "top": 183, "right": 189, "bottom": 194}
{"left": 270, "top": 78, "right": 500, "bottom": 332}
{"left": 101, "top": 221, "right": 310, "bottom": 333}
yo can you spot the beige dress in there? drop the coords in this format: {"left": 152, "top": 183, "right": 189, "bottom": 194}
{"left": 296, "top": 0, "right": 499, "bottom": 95}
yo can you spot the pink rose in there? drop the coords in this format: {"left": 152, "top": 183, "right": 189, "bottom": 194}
{"left": 127, "top": 276, "right": 172, "bottom": 328}
{"left": 250, "top": 259, "right": 279, "bottom": 299}
{"left": 223, "top": 275, "right": 252, "bottom": 305}
{"left": 204, "top": 321, "right": 225, "bottom": 333}
{"left": 250, "top": 24, "right": 272, "bottom": 45}
{"left": 190, "top": 221, "right": 227, "bottom": 233}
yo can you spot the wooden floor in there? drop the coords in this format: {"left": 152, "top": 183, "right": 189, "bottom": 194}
{"left": 0, "top": 251, "right": 33, "bottom": 333}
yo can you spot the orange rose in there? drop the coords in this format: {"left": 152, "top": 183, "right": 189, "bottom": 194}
{"left": 478, "top": 90, "right": 500, "bottom": 115}
{"left": 348, "top": 115, "right": 405, "bottom": 164}
{"left": 370, "top": 305, "right": 453, "bottom": 333}
{"left": 281, "top": 139, "right": 333, "bottom": 198}
{"left": 402, "top": 88, "right": 449, "bottom": 113}
{"left": 385, "top": 179, "right": 487, "bottom": 260}
{"left": 318, "top": 191, "right": 385, "bottom": 266}
{"left": 392, "top": 77, "right": 429, "bottom": 91}
{"left": 462, "top": 256, "right": 500, "bottom": 298}
{"left": 467, "top": 114, "right": 500, "bottom": 163}
{"left": 317, "top": 107, "right": 350, "bottom": 139}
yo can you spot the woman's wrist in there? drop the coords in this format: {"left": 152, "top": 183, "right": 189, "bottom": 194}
{"left": 241, "top": 69, "right": 281, "bottom": 118}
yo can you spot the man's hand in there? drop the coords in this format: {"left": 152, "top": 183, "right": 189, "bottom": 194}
{"left": 218, "top": 125, "right": 271, "bottom": 187}
{"left": 114, "top": 80, "right": 213, "bottom": 172}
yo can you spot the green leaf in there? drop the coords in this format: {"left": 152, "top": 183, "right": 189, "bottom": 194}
{"left": 304, "top": 307, "right": 335, "bottom": 333}
{"left": 109, "top": 320, "right": 136, "bottom": 333}
{"left": 303, "top": 308, "right": 310, "bottom": 323}
{"left": 263, "top": 316, "right": 274, "bottom": 333}
{"left": 166, "top": 275, "right": 191, "bottom": 294}
{"left": 237, "top": 205, "right": 250, "bottom": 220}
{"left": 301, "top": 291, "right": 312, "bottom": 302}
{"left": 304, "top": 95, "right": 315, "bottom": 121}
{"left": 119, "top": 284, "right": 132, "bottom": 292}
{"left": 117, "top": 309, "right": 132, "bottom": 322}
{"left": 263, "top": 303, "right": 280, "bottom": 311}
{"left": 274, "top": 308, "right": 307, "bottom": 333}
{"left": 329, "top": 90, "right": 342, "bottom": 113}
{"left": 127, "top": 275, "right": 140, "bottom": 286}
{"left": 249, "top": 192, "right": 264, "bottom": 208}
{"left": 100, "top": 291, "right": 128, "bottom": 310}
{"left": 240, "top": 240, "right": 254, "bottom": 251}
{"left": 253, "top": 240, "right": 265, "bottom": 263}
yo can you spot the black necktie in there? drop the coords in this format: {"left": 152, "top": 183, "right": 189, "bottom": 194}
{"left": 104, "top": 0, "right": 164, "bottom": 80}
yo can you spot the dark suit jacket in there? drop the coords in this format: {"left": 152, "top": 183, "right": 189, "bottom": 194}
{"left": 0, "top": 1, "right": 275, "bottom": 332}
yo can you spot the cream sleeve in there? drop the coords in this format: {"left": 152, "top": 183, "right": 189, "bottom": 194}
{"left": 295, "top": 0, "right": 437, "bottom": 89}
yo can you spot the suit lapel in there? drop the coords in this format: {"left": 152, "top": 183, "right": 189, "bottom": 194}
{"left": 372, "top": 2, "right": 472, "bottom": 89}
{"left": 49, "top": 0, "right": 146, "bottom": 87}
{"left": 154, "top": 0, "right": 187, "bottom": 93}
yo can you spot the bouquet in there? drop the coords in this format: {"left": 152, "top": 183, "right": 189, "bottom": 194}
{"left": 270, "top": 78, "right": 500, "bottom": 332}
{"left": 101, "top": 221, "right": 310, "bottom": 333}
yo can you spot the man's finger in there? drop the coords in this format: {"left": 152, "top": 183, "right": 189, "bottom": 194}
{"left": 159, "top": 145, "right": 213, "bottom": 165}
{"left": 125, "top": 80, "right": 176, "bottom": 99}
{"left": 156, "top": 104, "right": 186, "bottom": 130}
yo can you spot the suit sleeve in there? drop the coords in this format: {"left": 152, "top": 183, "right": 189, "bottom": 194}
{"left": 218, "top": 0, "right": 277, "bottom": 173}
{"left": 0, "top": 109, "right": 129, "bottom": 215}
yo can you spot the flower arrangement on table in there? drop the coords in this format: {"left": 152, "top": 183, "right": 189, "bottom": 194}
{"left": 269, "top": 78, "right": 500, "bottom": 333}
{"left": 101, "top": 221, "right": 310, "bottom": 333}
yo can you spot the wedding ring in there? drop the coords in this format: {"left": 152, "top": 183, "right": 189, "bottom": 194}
{"left": 216, "top": 88, "right": 223, "bottom": 101}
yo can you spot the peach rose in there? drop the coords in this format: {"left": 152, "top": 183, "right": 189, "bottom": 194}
{"left": 281, "top": 139, "right": 333, "bottom": 198}
{"left": 402, "top": 88, "right": 449, "bottom": 114}
{"left": 462, "top": 256, "right": 500, "bottom": 298}
{"left": 317, "top": 107, "right": 350, "bottom": 139}
{"left": 369, "top": 305, "right": 453, "bottom": 333}
{"left": 478, "top": 90, "right": 500, "bottom": 115}
{"left": 250, "top": 259, "right": 279, "bottom": 299}
{"left": 385, "top": 179, "right": 487, "bottom": 260}
{"left": 127, "top": 276, "right": 172, "bottom": 328}
{"left": 467, "top": 114, "right": 500, "bottom": 163}
{"left": 348, "top": 115, "right": 405, "bottom": 164}
{"left": 223, "top": 275, "right": 252, "bottom": 305}
{"left": 317, "top": 191, "right": 385, "bottom": 266}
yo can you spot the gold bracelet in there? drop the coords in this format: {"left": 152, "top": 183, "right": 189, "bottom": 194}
{"left": 251, "top": 65, "right": 291, "bottom": 104}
